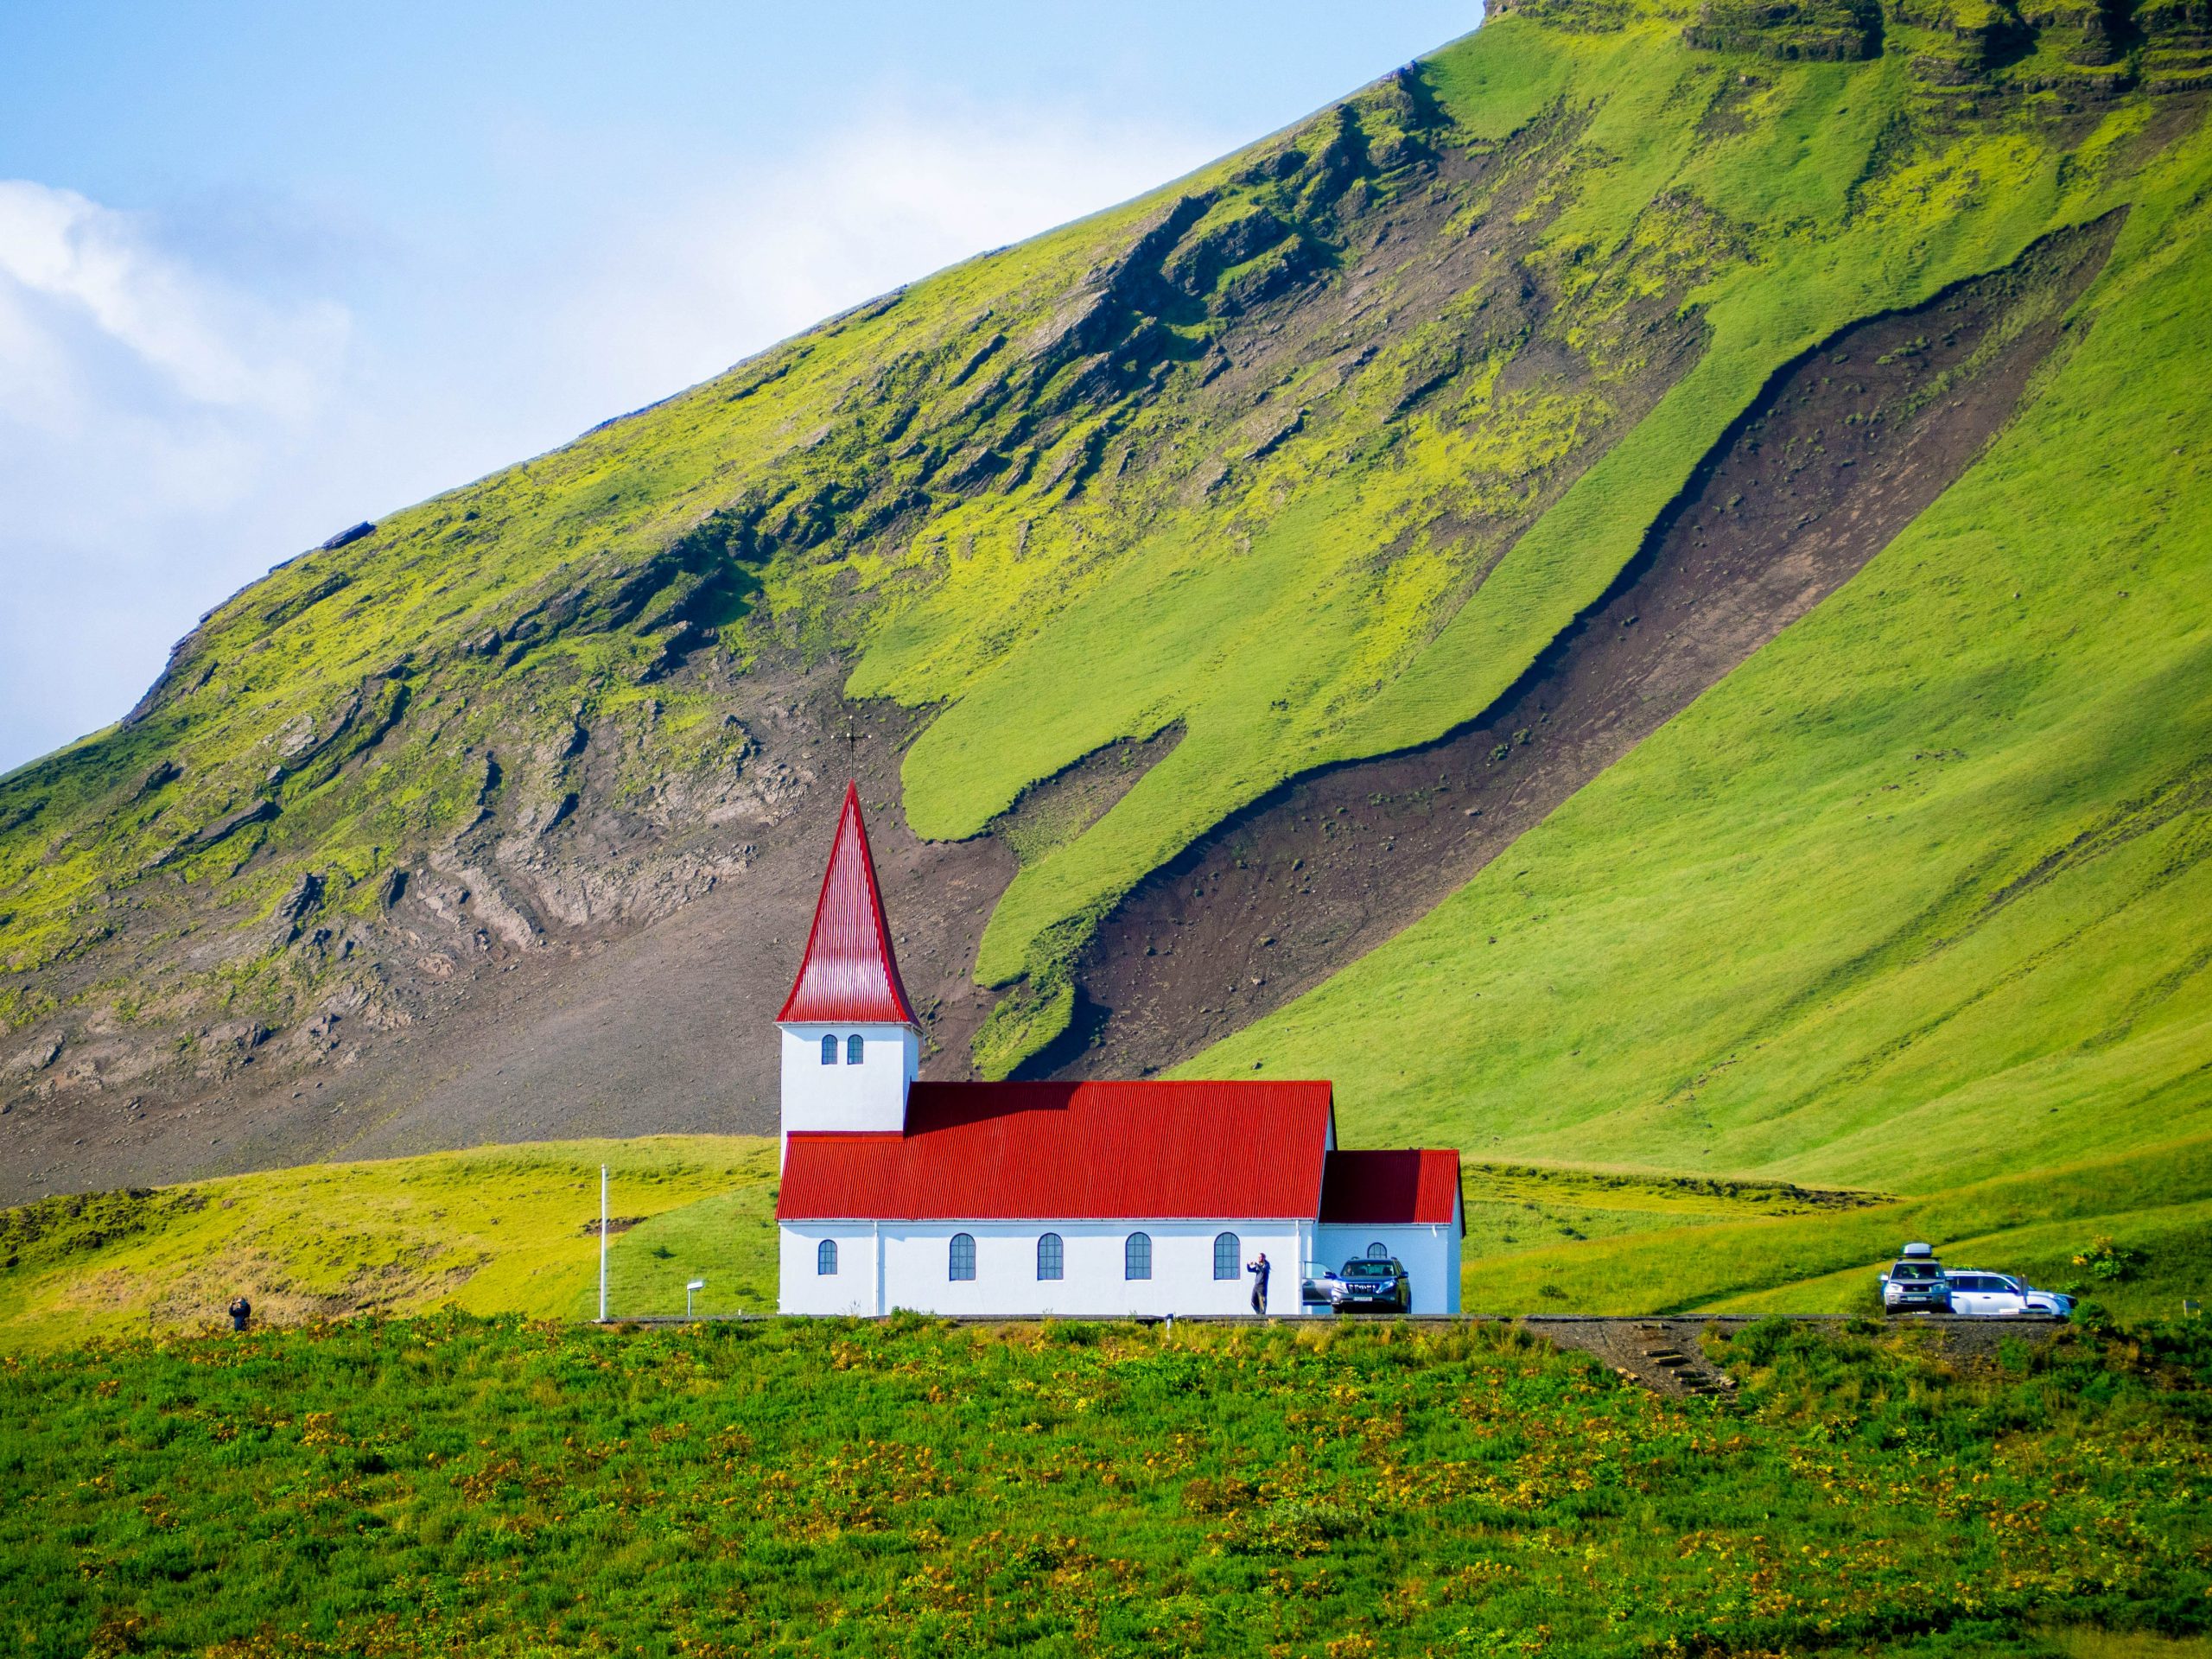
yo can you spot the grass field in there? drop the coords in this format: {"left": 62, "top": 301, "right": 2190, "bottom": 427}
{"left": 3, "top": 1131, "right": 2203, "bottom": 1352}
{"left": 3, "top": 1311, "right": 2208, "bottom": 1656}
{"left": 0, "top": 1137, "right": 777, "bottom": 1353}
{"left": 1457, "top": 1134, "right": 2212, "bottom": 1321}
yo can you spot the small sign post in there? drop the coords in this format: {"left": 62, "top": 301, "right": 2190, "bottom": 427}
{"left": 687, "top": 1279, "right": 706, "bottom": 1319}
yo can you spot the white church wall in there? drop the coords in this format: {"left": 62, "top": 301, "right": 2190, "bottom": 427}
{"left": 779, "top": 1219, "right": 1312, "bottom": 1317}
{"left": 780, "top": 1223, "right": 884, "bottom": 1316}
{"left": 1315, "top": 1209, "right": 1463, "bottom": 1315}
{"left": 778, "top": 1023, "right": 918, "bottom": 1161}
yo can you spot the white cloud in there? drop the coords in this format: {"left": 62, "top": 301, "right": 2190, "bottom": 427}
{"left": 0, "top": 182, "right": 359, "bottom": 772}
{"left": 0, "top": 181, "right": 348, "bottom": 425}
{"left": 551, "top": 109, "right": 1215, "bottom": 412}
{"left": 0, "top": 109, "right": 1216, "bottom": 773}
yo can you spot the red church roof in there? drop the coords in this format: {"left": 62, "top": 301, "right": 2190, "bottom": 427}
{"left": 778, "top": 1079, "right": 1336, "bottom": 1221}
{"left": 1319, "top": 1149, "right": 1464, "bottom": 1231}
{"left": 777, "top": 782, "right": 918, "bottom": 1027}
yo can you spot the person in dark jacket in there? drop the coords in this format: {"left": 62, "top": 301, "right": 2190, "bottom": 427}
{"left": 227, "top": 1296, "right": 251, "bottom": 1332}
{"left": 1246, "top": 1253, "right": 1270, "bottom": 1316}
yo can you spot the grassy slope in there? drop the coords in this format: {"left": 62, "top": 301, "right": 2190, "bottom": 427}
{"left": 3, "top": 55, "right": 1540, "bottom": 1064}
{"left": 0, "top": 1137, "right": 776, "bottom": 1352}
{"left": 1191, "top": 107, "right": 2212, "bottom": 1200}
{"left": 4, "top": 1313, "right": 2209, "bottom": 1657}
{"left": 2, "top": 1127, "right": 2194, "bottom": 1345}
{"left": 10, "top": 4, "right": 2196, "bottom": 1092}
{"left": 889, "top": 25, "right": 2164, "bottom": 1027}
{"left": 1459, "top": 1132, "right": 2212, "bottom": 1318}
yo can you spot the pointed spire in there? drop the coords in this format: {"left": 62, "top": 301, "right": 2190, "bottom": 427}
{"left": 777, "top": 781, "right": 918, "bottom": 1027}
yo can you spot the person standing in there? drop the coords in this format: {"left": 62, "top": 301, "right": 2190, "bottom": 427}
{"left": 227, "top": 1295, "right": 251, "bottom": 1332}
{"left": 1246, "top": 1252, "right": 1271, "bottom": 1317}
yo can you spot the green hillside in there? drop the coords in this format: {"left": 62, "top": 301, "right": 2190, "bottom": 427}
{"left": 2, "top": 0, "right": 2209, "bottom": 1244}
{"left": 0, "top": 1132, "right": 2191, "bottom": 1346}
{"left": 1455, "top": 1132, "right": 2212, "bottom": 1317}
{"left": 0, "top": 1138, "right": 777, "bottom": 1353}
{"left": 1191, "top": 102, "right": 2212, "bottom": 1192}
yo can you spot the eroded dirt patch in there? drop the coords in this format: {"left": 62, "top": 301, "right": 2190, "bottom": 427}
{"left": 994, "top": 726, "right": 1185, "bottom": 870}
{"left": 1529, "top": 1313, "right": 2067, "bottom": 1399}
{"left": 1039, "top": 215, "right": 2122, "bottom": 1079}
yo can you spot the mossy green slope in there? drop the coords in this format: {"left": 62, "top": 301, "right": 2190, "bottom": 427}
{"left": 883, "top": 24, "right": 2197, "bottom": 1064}
{"left": 10, "top": 0, "right": 2203, "bottom": 1103}
{"left": 1189, "top": 110, "right": 2212, "bottom": 1197}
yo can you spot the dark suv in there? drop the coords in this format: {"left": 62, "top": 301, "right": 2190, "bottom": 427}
{"left": 1332, "top": 1257, "right": 1411, "bottom": 1313}
{"left": 1878, "top": 1243, "right": 1952, "bottom": 1315}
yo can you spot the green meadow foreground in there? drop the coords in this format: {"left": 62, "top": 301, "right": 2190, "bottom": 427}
{"left": 3, "top": 1146, "right": 2205, "bottom": 1656}
{"left": 3, "top": 1313, "right": 2209, "bottom": 1657}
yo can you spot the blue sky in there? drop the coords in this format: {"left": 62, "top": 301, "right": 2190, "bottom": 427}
{"left": 0, "top": 3, "right": 1479, "bottom": 772}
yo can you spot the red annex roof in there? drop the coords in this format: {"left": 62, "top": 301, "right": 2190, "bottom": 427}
{"left": 777, "top": 782, "right": 918, "bottom": 1027}
{"left": 778, "top": 1080, "right": 1336, "bottom": 1221}
{"left": 1319, "top": 1149, "right": 1464, "bottom": 1231}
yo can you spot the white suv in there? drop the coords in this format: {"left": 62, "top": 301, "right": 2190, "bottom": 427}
{"left": 1944, "top": 1270, "right": 2074, "bottom": 1318}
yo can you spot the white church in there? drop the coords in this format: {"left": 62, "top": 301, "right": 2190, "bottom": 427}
{"left": 774, "top": 784, "right": 1464, "bottom": 1318}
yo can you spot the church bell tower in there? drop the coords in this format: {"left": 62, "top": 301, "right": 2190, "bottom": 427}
{"left": 775, "top": 782, "right": 920, "bottom": 1164}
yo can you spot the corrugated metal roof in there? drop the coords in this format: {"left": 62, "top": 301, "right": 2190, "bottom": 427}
{"left": 1319, "top": 1149, "right": 1463, "bottom": 1230}
{"left": 778, "top": 1079, "right": 1336, "bottom": 1220}
{"left": 776, "top": 781, "right": 918, "bottom": 1027}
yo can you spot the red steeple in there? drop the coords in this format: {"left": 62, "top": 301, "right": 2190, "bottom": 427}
{"left": 777, "top": 782, "right": 918, "bottom": 1026}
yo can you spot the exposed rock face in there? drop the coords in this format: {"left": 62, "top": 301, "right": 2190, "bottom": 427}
{"left": 271, "top": 872, "right": 325, "bottom": 944}
{"left": 1684, "top": 0, "right": 1885, "bottom": 60}
{"left": 319, "top": 522, "right": 375, "bottom": 551}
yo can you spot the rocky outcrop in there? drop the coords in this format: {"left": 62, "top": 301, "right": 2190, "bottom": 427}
{"left": 1684, "top": 0, "right": 1885, "bottom": 59}
{"left": 271, "top": 871, "right": 325, "bottom": 944}
{"left": 319, "top": 521, "right": 375, "bottom": 551}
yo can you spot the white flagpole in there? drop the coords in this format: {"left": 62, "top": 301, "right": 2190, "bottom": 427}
{"left": 599, "top": 1164, "right": 608, "bottom": 1323}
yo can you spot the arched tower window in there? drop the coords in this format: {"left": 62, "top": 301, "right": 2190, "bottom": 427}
{"left": 949, "top": 1233, "right": 976, "bottom": 1281}
{"left": 1213, "top": 1232, "right": 1240, "bottom": 1281}
{"left": 817, "top": 1239, "right": 838, "bottom": 1276}
{"left": 1367, "top": 1242, "right": 1389, "bottom": 1260}
{"left": 847, "top": 1033, "right": 865, "bottom": 1065}
{"left": 1037, "top": 1233, "right": 1064, "bottom": 1281}
{"left": 1125, "top": 1232, "right": 1152, "bottom": 1281}
{"left": 820, "top": 1033, "right": 837, "bottom": 1065}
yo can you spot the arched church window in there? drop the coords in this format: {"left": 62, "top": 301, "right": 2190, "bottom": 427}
{"left": 847, "top": 1033, "right": 865, "bottom": 1065}
{"left": 1125, "top": 1232, "right": 1152, "bottom": 1281}
{"left": 1367, "top": 1243, "right": 1389, "bottom": 1260}
{"left": 1213, "top": 1232, "right": 1240, "bottom": 1280}
{"left": 820, "top": 1033, "right": 837, "bottom": 1065}
{"left": 817, "top": 1239, "right": 838, "bottom": 1276}
{"left": 949, "top": 1232, "right": 976, "bottom": 1281}
{"left": 1037, "top": 1233, "right": 1064, "bottom": 1281}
